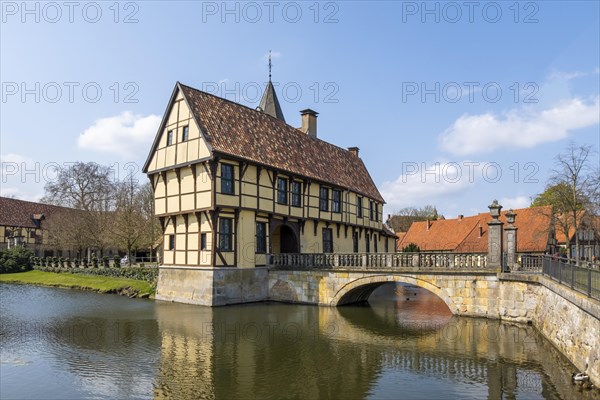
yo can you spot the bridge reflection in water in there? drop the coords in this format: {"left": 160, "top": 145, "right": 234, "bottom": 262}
{"left": 152, "top": 285, "right": 591, "bottom": 400}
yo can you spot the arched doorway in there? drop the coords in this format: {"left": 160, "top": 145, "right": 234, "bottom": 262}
{"left": 271, "top": 224, "right": 299, "bottom": 253}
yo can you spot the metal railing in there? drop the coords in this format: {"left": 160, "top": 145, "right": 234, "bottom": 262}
{"left": 268, "top": 252, "right": 488, "bottom": 271}
{"left": 542, "top": 256, "right": 600, "bottom": 300}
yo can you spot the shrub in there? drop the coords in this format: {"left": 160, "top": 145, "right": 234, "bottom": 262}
{"left": 402, "top": 243, "right": 421, "bottom": 253}
{"left": 0, "top": 247, "right": 35, "bottom": 273}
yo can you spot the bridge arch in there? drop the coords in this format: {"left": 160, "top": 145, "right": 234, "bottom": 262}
{"left": 330, "top": 275, "right": 458, "bottom": 313}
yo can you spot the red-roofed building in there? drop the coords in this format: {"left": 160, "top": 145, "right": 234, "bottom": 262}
{"left": 0, "top": 197, "right": 72, "bottom": 256}
{"left": 555, "top": 213, "right": 600, "bottom": 260}
{"left": 398, "top": 205, "right": 555, "bottom": 255}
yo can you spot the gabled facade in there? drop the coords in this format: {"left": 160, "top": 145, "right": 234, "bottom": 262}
{"left": 143, "top": 82, "right": 395, "bottom": 277}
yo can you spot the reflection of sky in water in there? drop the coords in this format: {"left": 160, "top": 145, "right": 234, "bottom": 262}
{"left": 1, "top": 283, "right": 593, "bottom": 400}
{"left": 1, "top": 284, "right": 160, "bottom": 399}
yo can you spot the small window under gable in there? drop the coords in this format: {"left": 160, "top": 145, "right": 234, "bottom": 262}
{"left": 167, "top": 130, "right": 174, "bottom": 146}
{"left": 182, "top": 126, "right": 189, "bottom": 142}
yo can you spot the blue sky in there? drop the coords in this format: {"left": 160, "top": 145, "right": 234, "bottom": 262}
{"left": 1, "top": 1, "right": 599, "bottom": 218}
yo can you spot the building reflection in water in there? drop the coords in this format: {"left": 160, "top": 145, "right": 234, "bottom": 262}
{"left": 152, "top": 284, "right": 597, "bottom": 400}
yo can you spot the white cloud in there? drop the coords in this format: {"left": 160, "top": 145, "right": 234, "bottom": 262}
{"left": 380, "top": 161, "right": 479, "bottom": 213}
{"left": 0, "top": 186, "right": 42, "bottom": 201}
{"left": 547, "top": 67, "right": 600, "bottom": 81}
{"left": 498, "top": 195, "right": 531, "bottom": 210}
{"left": 1, "top": 153, "right": 33, "bottom": 178}
{"left": 77, "top": 112, "right": 161, "bottom": 158}
{"left": 438, "top": 97, "right": 600, "bottom": 156}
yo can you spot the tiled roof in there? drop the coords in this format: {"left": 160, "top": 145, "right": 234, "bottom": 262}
{"left": 399, "top": 205, "right": 553, "bottom": 253}
{"left": 0, "top": 197, "right": 71, "bottom": 229}
{"left": 149, "top": 83, "right": 384, "bottom": 202}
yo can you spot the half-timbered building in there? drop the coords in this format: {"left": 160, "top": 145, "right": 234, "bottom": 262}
{"left": 143, "top": 79, "right": 396, "bottom": 305}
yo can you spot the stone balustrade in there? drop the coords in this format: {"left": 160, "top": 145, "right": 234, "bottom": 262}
{"left": 268, "top": 252, "right": 488, "bottom": 271}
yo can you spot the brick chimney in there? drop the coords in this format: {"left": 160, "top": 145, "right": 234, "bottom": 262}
{"left": 300, "top": 109, "right": 318, "bottom": 138}
{"left": 348, "top": 147, "right": 360, "bottom": 157}
{"left": 426, "top": 220, "right": 431, "bottom": 231}
{"left": 458, "top": 214, "right": 464, "bottom": 220}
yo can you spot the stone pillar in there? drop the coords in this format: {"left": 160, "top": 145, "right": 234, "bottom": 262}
{"left": 504, "top": 209, "right": 518, "bottom": 272}
{"left": 487, "top": 200, "right": 504, "bottom": 270}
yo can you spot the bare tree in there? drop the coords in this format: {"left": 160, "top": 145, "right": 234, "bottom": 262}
{"left": 388, "top": 205, "right": 440, "bottom": 232}
{"left": 41, "top": 162, "right": 116, "bottom": 257}
{"left": 546, "top": 142, "right": 598, "bottom": 261}
{"left": 110, "top": 176, "right": 160, "bottom": 264}
{"left": 42, "top": 162, "right": 115, "bottom": 211}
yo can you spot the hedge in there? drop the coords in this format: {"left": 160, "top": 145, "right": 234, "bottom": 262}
{"left": 32, "top": 256, "right": 158, "bottom": 285}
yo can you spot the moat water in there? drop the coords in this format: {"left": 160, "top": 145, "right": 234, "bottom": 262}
{"left": 0, "top": 283, "right": 597, "bottom": 400}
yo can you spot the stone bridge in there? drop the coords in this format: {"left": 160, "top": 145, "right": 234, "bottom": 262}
{"left": 267, "top": 252, "right": 528, "bottom": 320}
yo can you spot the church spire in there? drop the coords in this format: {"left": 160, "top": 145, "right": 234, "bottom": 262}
{"left": 258, "top": 50, "right": 286, "bottom": 122}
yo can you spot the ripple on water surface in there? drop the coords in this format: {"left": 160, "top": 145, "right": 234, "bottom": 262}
{"left": 1, "top": 283, "right": 598, "bottom": 400}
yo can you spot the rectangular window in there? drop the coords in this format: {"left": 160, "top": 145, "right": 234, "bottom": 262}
{"left": 353, "top": 231, "right": 359, "bottom": 253}
{"left": 291, "top": 181, "right": 302, "bottom": 207}
{"left": 332, "top": 189, "right": 342, "bottom": 213}
{"left": 374, "top": 235, "right": 378, "bottom": 252}
{"left": 366, "top": 234, "right": 370, "bottom": 253}
{"left": 375, "top": 204, "right": 379, "bottom": 222}
{"left": 168, "top": 234, "right": 175, "bottom": 250}
{"left": 369, "top": 201, "right": 375, "bottom": 220}
{"left": 385, "top": 236, "right": 389, "bottom": 253}
{"left": 277, "top": 177, "right": 288, "bottom": 205}
{"left": 221, "top": 164, "right": 234, "bottom": 194}
{"left": 357, "top": 197, "right": 363, "bottom": 218}
{"left": 323, "top": 228, "right": 333, "bottom": 253}
{"left": 256, "top": 222, "right": 267, "bottom": 254}
{"left": 200, "top": 233, "right": 207, "bottom": 251}
{"left": 219, "top": 218, "right": 233, "bottom": 252}
{"left": 182, "top": 126, "right": 189, "bottom": 142}
{"left": 319, "top": 187, "right": 329, "bottom": 211}
{"left": 167, "top": 130, "right": 173, "bottom": 146}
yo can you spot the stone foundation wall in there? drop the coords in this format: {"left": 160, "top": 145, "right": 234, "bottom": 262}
{"left": 156, "top": 266, "right": 268, "bottom": 306}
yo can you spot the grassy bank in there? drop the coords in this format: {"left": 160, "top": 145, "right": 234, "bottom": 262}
{"left": 0, "top": 270, "right": 155, "bottom": 298}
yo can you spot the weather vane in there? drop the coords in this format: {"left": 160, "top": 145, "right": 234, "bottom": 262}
{"left": 268, "top": 50, "right": 272, "bottom": 81}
